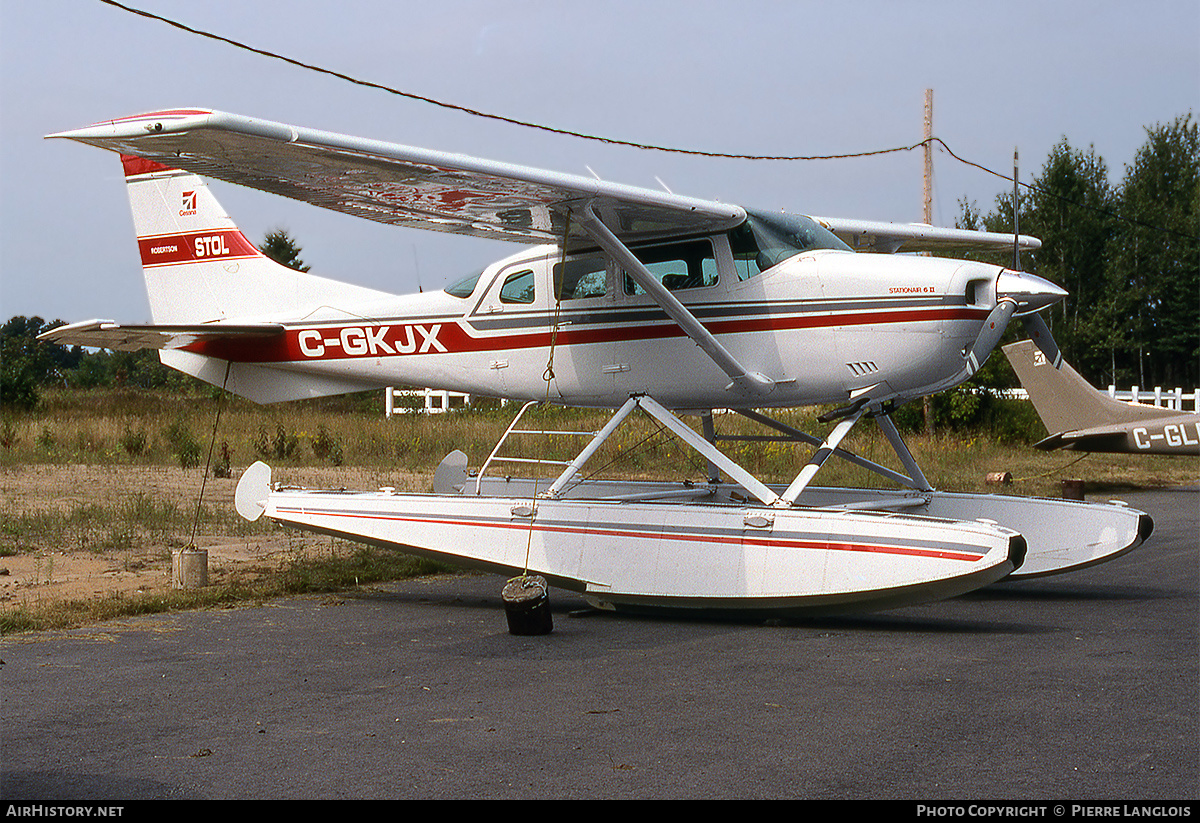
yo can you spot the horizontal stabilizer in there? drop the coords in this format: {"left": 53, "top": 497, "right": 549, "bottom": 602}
{"left": 1034, "top": 428, "right": 1132, "bottom": 452}
{"left": 39, "top": 319, "right": 285, "bottom": 352}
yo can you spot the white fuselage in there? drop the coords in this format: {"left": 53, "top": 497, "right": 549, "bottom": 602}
{"left": 184, "top": 239, "right": 993, "bottom": 410}
{"left": 187, "top": 238, "right": 1002, "bottom": 409}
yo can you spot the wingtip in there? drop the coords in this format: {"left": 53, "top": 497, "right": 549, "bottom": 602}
{"left": 45, "top": 108, "right": 217, "bottom": 142}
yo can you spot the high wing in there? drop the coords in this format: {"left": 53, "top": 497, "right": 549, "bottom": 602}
{"left": 47, "top": 108, "right": 1048, "bottom": 400}
{"left": 40, "top": 319, "right": 285, "bottom": 352}
{"left": 49, "top": 109, "right": 1037, "bottom": 257}
{"left": 813, "top": 217, "right": 1041, "bottom": 255}
{"left": 48, "top": 108, "right": 744, "bottom": 248}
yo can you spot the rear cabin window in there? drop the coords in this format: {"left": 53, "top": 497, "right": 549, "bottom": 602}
{"left": 553, "top": 257, "right": 607, "bottom": 300}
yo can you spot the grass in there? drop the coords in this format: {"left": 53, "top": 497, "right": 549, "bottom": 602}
{"left": 0, "top": 546, "right": 454, "bottom": 634}
{"left": 1, "top": 386, "right": 1195, "bottom": 633}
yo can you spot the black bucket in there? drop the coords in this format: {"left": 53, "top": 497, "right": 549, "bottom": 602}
{"left": 502, "top": 574, "right": 553, "bottom": 635}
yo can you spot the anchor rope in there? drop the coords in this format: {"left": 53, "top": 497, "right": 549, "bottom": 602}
{"left": 519, "top": 210, "right": 573, "bottom": 576}
{"left": 1013, "top": 450, "right": 1090, "bottom": 482}
{"left": 188, "top": 360, "right": 232, "bottom": 548}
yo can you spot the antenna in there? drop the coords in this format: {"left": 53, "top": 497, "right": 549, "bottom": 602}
{"left": 1012, "top": 148, "right": 1021, "bottom": 271}
{"left": 922, "top": 89, "right": 934, "bottom": 437}
{"left": 412, "top": 244, "right": 422, "bottom": 293}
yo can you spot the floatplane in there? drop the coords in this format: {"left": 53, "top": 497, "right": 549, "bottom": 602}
{"left": 42, "top": 109, "right": 1150, "bottom": 616}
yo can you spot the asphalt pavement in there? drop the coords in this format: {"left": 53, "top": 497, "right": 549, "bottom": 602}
{"left": 2, "top": 488, "right": 1196, "bottom": 800}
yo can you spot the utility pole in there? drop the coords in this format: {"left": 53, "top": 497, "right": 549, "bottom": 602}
{"left": 922, "top": 89, "right": 935, "bottom": 437}
{"left": 923, "top": 89, "right": 934, "bottom": 228}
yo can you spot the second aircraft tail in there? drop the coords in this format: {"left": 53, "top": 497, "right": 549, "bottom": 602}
{"left": 1002, "top": 340, "right": 1180, "bottom": 436}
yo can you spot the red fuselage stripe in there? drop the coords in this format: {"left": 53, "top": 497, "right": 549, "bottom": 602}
{"left": 181, "top": 307, "right": 984, "bottom": 363}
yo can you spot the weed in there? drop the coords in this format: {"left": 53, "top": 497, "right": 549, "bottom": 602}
{"left": 213, "top": 441, "right": 232, "bottom": 478}
{"left": 75, "top": 430, "right": 104, "bottom": 454}
{"left": 164, "top": 418, "right": 202, "bottom": 469}
{"left": 254, "top": 424, "right": 299, "bottom": 461}
{"left": 311, "top": 426, "right": 344, "bottom": 465}
{"left": 120, "top": 426, "right": 147, "bottom": 456}
{"left": 0, "top": 418, "right": 17, "bottom": 449}
{"left": 103, "top": 526, "right": 135, "bottom": 553}
{"left": 36, "top": 426, "right": 55, "bottom": 451}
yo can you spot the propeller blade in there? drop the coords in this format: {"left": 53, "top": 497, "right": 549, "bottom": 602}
{"left": 1022, "top": 312, "right": 1063, "bottom": 368}
{"left": 967, "top": 298, "right": 1018, "bottom": 375}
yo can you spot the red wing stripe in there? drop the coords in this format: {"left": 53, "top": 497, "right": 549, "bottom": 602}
{"left": 108, "top": 109, "right": 212, "bottom": 124}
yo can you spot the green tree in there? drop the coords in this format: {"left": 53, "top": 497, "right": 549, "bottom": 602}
{"left": 955, "top": 141, "right": 1116, "bottom": 390}
{"left": 259, "top": 229, "right": 310, "bottom": 272}
{"left": 1107, "top": 113, "right": 1199, "bottom": 388}
{"left": 0, "top": 316, "right": 82, "bottom": 410}
{"left": 1023, "top": 139, "right": 1117, "bottom": 382}
{"left": 956, "top": 118, "right": 1199, "bottom": 390}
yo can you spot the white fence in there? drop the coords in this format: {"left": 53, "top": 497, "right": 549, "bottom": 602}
{"left": 383, "top": 385, "right": 1198, "bottom": 417}
{"left": 1105, "top": 385, "right": 1197, "bottom": 412}
{"left": 384, "top": 387, "right": 472, "bottom": 417}
{"left": 974, "top": 385, "right": 1196, "bottom": 411}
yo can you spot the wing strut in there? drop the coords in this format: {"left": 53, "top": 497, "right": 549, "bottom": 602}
{"left": 577, "top": 203, "right": 775, "bottom": 397}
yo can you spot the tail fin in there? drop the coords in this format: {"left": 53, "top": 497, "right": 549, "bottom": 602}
{"left": 122, "top": 154, "right": 392, "bottom": 323}
{"left": 1002, "top": 340, "right": 1179, "bottom": 434}
{"left": 118, "top": 155, "right": 399, "bottom": 402}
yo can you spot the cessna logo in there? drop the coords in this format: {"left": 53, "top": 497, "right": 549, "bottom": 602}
{"left": 297, "top": 324, "right": 447, "bottom": 358}
{"left": 180, "top": 191, "right": 198, "bottom": 216}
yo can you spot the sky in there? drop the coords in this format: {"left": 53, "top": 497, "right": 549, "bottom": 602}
{"left": 1, "top": 0, "right": 1197, "bottom": 324}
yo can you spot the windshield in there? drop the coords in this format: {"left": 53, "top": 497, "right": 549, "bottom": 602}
{"left": 444, "top": 268, "right": 484, "bottom": 298}
{"left": 731, "top": 209, "right": 851, "bottom": 273}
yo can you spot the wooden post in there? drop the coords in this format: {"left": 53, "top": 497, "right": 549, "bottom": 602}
{"left": 172, "top": 549, "right": 208, "bottom": 588}
{"left": 1062, "top": 479, "right": 1085, "bottom": 501}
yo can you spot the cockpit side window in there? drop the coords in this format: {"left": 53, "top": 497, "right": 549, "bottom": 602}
{"left": 623, "top": 239, "right": 719, "bottom": 295}
{"left": 728, "top": 222, "right": 767, "bottom": 281}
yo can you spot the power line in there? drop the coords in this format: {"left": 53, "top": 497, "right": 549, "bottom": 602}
{"left": 98, "top": 0, "right": 1192, "bottom": 240}
{"left": 93, "top": 0, "right": 957, "bottom": 162}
